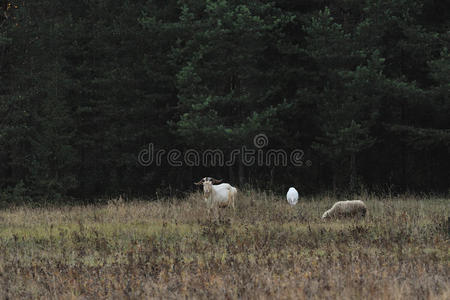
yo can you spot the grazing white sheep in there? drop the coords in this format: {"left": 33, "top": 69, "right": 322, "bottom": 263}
{"left": 286, "top": 187, "right": 299, "bottom": 206}
{"left": 321, "top": 200, "right": 367, "bottom": 219}
{"left": 194, "top": 177, "right": 237, "bottom": 209}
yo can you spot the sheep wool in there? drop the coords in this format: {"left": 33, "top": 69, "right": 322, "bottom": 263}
{"left": 286, "top": 187, "right": 299, "bottom": 206}
{"left": 321, "top": 200, "right": 367, "bottom": 219}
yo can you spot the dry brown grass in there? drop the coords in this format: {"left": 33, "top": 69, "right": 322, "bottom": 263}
{"left": 0, "top": 191, "right": 448, "bottom": 299}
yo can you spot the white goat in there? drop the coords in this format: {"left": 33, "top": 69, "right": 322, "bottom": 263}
{"left": 321, "top": 200, "right": 367, "bottom": 219}
{"left": 194, "top": 177, "right": 237, "bottom": 209}
{"left": 286, "top": 187, "right": 299, "bottom": 206}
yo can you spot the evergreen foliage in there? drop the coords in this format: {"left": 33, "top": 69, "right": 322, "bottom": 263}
{"left": 0, "top": 0, "right": 448, "bottom": 201}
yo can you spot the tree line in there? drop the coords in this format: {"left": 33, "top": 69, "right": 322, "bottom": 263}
{"left": 0, "top": 0, "right": 449, "bottom": 202}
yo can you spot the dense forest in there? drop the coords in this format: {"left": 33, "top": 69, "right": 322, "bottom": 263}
{"left": 0, "top": 0, "right": 449, "bottom": 202}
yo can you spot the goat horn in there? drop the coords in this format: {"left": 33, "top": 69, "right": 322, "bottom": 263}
{"left": 211, "top": 178, "right": 222, "bottom": 184}
{"left": 194, "top": 177, "right": 206, "bottom": 185}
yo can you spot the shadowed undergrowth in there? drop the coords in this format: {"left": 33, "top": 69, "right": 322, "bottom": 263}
{"left": 0, "top": 192, "right": 448, "bottom": 299}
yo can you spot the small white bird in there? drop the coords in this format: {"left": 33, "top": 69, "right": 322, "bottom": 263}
{"left": 286, "top": 187, "right": 299, "bottom": 206}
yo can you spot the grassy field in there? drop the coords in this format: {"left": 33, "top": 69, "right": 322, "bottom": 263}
{"left": 0, "top": 191, "right": 448, "bottom": 299}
